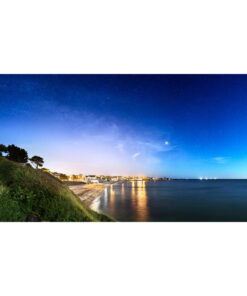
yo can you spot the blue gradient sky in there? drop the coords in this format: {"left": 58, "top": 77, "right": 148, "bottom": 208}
{"left": 1, "top": 75, "right": 247, "bottom": 178}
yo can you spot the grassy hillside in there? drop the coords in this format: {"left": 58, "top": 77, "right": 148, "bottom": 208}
{"left": 0, "top": 157, "right": 114, "bottom": 222}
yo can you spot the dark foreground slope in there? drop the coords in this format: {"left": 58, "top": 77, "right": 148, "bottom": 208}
{"left": 0, "top": 157, "right": 114, "bottom": 222}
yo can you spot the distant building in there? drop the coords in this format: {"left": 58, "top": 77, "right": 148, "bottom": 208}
{"left": 68, "top": 174, "right": 87, "bottom": 182}
{"left": 111, "top": 176, "right": 122, "bottom": 182}
{"left": 86, "top": 175, "right": 99, "bottom": 184}
{"left": 77, "top": 174, "right": 87, "bottom": 182}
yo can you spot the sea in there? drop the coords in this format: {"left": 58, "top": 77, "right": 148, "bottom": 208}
{"left": 88, "top": 180, "right": 247, "bottom": 221}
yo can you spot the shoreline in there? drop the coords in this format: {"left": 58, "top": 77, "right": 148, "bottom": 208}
{"left": 69, "top": 183, "right": 109, "bottom": 207}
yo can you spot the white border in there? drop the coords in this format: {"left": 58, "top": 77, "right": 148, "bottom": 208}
{"left": 1, "top": 1, "right": 247, "bottom": 295}
{"left": 0, "top": 0, "right": 247, "bottom": 74}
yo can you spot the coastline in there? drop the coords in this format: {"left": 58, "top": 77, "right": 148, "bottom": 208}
{"left": 69, "top": 183, "right": 109, "bottom": 207}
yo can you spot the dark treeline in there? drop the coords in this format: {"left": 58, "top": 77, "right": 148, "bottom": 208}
{"left": 0, "top": 144, "right": 44, "bottom": 169}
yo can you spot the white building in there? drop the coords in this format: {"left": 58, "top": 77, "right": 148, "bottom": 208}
{"left": 110, "top": 176, "right": 123, "bottom": 182}
{"left": 86, "top": 175, "right": 99, "bottom": 184}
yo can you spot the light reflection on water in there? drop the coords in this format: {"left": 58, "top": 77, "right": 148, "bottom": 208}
{"left": 121, "top": 183, "right": 125, "bottom": 205}
{"left": 104, "top": 188, "right": 108, "bottom": 204}
{"left": 130, "top": 180, "right": 149, "bottom": 221}
{"left": 109, "top": 184, "right": 115, "bottom": 214}
{"left": 136, "top": 180, "right": 148, "bottom": 221}
{"left": 90, "top": 180, "right": 149, "bottom": 221}
{"left": 131, "top": 181, "right": 137, "bottom": 209}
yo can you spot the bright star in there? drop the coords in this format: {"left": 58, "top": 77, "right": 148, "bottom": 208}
{"left": 165, "top": 141, "right": 169, "bottom": 145}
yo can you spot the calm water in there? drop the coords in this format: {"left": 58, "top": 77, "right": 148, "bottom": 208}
{"left": 89, "top": 180, "right": 247, "bottom": 221}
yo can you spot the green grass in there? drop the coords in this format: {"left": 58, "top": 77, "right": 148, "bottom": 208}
{"left": 0, "top": 157, "right": 114, "bottom": 222}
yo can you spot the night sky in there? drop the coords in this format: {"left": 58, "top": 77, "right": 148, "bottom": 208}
{"left": 1, "top": 74, "right": 247, "bottom": 178}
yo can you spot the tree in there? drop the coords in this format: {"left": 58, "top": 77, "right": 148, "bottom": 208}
{"left": 7, "top": 145, "right": 28, "bottom": 163}
{"left": 29, "top": 156, "right": 44, "bottom": 169}
{"left": 59, "top": 174, "right": 68, "bottom": 181}
{"left": 0, "top": 144, "right": 7, "bottom": 156}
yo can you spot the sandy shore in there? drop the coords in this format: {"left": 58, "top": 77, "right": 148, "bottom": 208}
{"left": 69, "top": 184, "right": 108, "bottom": 206}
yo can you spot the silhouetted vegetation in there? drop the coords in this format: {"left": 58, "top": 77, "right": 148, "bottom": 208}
{"left": 6, "top": 144, "right": 28, "bottom": 163}
{"left": 0, "top": 144, "right": 44, "bottom": 169}
{"left": 0, "top": 144, "right": 7, "bottom": 157}
{"left": 30, "top": 156, "right": 44, "bottom": 169}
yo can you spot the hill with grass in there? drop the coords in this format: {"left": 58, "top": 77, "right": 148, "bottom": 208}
{"left": 0, "top": 157, "right": 114, "bottom": 222}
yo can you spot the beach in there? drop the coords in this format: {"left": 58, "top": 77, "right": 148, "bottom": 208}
{"left": 69, "top": 183, "right": 108, "bottom": 206}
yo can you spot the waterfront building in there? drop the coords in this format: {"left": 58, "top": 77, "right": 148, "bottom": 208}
{"left": 68, "top": 174, "right": 87, "bottom": 182}
{"left": 86, "top": 175, "right": 99, "bottom": 183}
